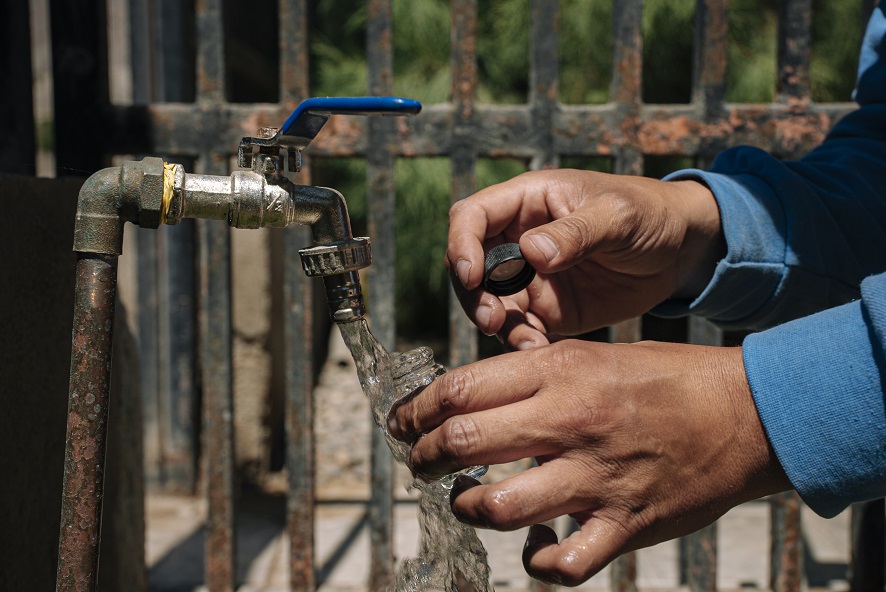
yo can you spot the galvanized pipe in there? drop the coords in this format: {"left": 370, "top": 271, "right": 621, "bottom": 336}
{"left": 56, "top": 253, "right": 119, "bottom": 592}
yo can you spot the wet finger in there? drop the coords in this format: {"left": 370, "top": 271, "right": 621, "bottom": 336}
{"left": 409, "top": 399, "right": 560, "bottom": 479}
{"left": 523, "top": 517, "right": 627, "bottom": 586}
{"left": 448, "top": 461, "right": 590, "bottom": 530}
{"left": 387, "top": 349, "right": 545, "bottom": 442}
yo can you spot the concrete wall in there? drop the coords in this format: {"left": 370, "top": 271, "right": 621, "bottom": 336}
{"left": 0, "top": 175, "right": 145, "bottom": 592}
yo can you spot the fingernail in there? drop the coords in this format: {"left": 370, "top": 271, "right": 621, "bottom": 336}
{"left": 476, "top": 304, "right": 493, "bottom": 334}
{"left": 516, "top": 340, "right": 536, "bottom": 351}
{"left": 386, "top": 413, "right": 401, "bottom": 438}
{"left": 451, "top": 474, "right": 482, "bottom": 497}
{"left": 527, "top": 233, "right": 558, "bottom": 262}
{"left": 456, "top": 259, "right": 472, "bottom": 287}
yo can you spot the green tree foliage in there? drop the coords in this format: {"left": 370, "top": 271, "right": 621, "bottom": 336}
{"left": 309, "top": 0, "right": 862, "bottom": 340}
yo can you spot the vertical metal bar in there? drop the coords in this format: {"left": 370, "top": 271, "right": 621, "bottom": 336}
{"left": 607, "top": 317, "right": 640, "bottom": 592}
{"left": 367, "top": 0, "right": 397, "bottom": 589}
{"left": 607, "top": 0, "right": 644, "bottom": 365}
{"left": 849, "top": 499, "right": 885, "bottom": 592}
{"left": 693, "top": 0, "right": 728, "bottom": 121}
{"left": 681, "top": 316, "right": 722, "bottom": 592}
{"left": 138, "top": 230, "right": 164, "bottom": 488}
{"left": 198, "top": 217, "right": 236, "bottom": 592}
{"left": 529, "top": 0, "right": 560, "bottom": 171}
{"left": 155, "top": 0, "right": 200, "bottom": 495}
{"left": 283, "top": 221, "right": 316, "bottom": 592}
{"left": 280, "top": 3, "right": 315, "bottom": 590}
{"left": 196, "top": 0, "right": 225, "bottom": 104}
{"left": 608, "top": 3, "right": 642, "bottom": 588}
{"left": 776, "top": 0, "right": 812, "bottom": 106}
{"left": 129, "top": 0, "right": 165, "bottom": 491}
{"left": 196, "top": 0, "right": 235, "bottom": 590}
{"left": 158, "top": 220, "right": 199, "bottom": 491}
{"left": 0, "top": 0, "right": 35, "bottom": 173}
{"left": 610, "top": 0, "right": 643, "bottom": 176}
{"left": 527, "top": 5, "right": 559, "bottom": 590}
{"left": 56, "top": 254, "right": 119, "bottom": 592}
{"left": 770, "top": 491, "right": 803, "bottom": 592}
{"left": 449, "top": 0, "right": 479, "bottom": 369}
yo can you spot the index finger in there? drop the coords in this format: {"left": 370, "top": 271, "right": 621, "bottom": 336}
{"left": 387, "top": 347, "right": 545, "bottom": 442}
{"left": 447, "top": 172, "right": 553, "bottom": 290}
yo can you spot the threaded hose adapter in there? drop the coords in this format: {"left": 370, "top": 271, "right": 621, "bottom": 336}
{"left": 299, "top": 237, "right": 371, "bottom": 277}
{"left": 300, "top": 238, "right": 371, "bottom": 322}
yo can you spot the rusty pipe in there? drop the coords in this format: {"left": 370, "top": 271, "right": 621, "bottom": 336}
{"left": 57, "top": 159, "right": 165, "bottom": 592}
{"left": 57, "top": 254, "right": 118, "bottom": 592}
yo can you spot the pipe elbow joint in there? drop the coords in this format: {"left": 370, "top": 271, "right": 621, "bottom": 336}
{"left": 74, "top": 157, "right": 167, "bottom": 255}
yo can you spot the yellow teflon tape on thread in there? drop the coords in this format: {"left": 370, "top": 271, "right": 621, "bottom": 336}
{"left": 161, "top": 162, "right": 176, "bottom": 224}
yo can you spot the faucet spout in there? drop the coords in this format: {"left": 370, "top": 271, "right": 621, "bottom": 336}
{"left": 293, "top": 185, "right": 371, "bottom": 323}
{"left": 162, "top": 163, "right": 371, "bottom": 322}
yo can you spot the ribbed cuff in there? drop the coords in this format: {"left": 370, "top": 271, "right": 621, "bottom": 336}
{"left": 744, "top": 298, "right": 886, "bottom": 517}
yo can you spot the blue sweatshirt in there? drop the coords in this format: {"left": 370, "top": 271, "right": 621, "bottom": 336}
{"left": 659, "top": 8, "right": 886, "bottom": 517}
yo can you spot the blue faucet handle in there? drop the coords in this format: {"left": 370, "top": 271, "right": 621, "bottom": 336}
{"left": 238, "top": 96, "right": 422, "bottom": 172}
{"left": 280, "top": 96, "right": 421, "bottom": 145}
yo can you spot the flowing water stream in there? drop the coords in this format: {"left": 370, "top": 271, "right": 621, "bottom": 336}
{"left": 337, "top": 318, "right": 493, "bottom": 592}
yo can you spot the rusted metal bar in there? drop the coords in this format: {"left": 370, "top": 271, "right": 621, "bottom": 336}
{"left": 137, "top": 230, "right": 164, "bottom": 488}
{"left": 609, "top": 2, "right": 642, "bottom": 590}
{"left": 527, "top": 6, "right": 559, "bottom": 589}
{"left": 770, "top": 491, "right": 803, "bottom": 592}
{"left": 196, "top": 0, "right": 235, "bottom": 589}
{"left": 610, "top": 0, "right": 643, "bottom": 179}
{"left": 56, "top": 254, "right": 119, "bottom": 592}
{"left": 367, "top": 0, "right": 397, "bottom": 588}
{"left": 682, "top": 316, "right": 722, "bottom": 592}
{"left": 693, "top": 0, "right": 728, "bottom": 122}
{"left": 283, "top": 221, "right": 317, "bottom": 592}
{"left": 197, "top": 0, "right": 224, "bottom": 104}
{"left": 777, "top": 0, "right": 812, "bottom": 107}
{"left": 607, "top": 315, "right": 640, "bottom": 592}
{"left": 158, "top": 221, "right": 199, "bottom": 491}
{"left": 850, "top": 499, "right": 885, "bottom": 592}
{"left": 529, "top": 0, "right": 560, "bottom": 171}
{"left": 279, "top": 2, "right": 316, "bottom": 590}
{"left": 449, "top": 0, "right": 479, "bottom": 369}
{"left": 107, "top": 100, "right": 851, "bottom": 164}
{"left": 198, "top": 216, "right": 237, "bottom": 592}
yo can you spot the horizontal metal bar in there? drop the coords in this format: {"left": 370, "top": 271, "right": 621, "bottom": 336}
{"left": 107, "top": 100, "right": 854, "bottom": 164}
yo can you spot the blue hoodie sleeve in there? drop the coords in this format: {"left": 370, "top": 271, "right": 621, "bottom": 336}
{"left": 657, "top": 8, "right": 886, "bottom": 515}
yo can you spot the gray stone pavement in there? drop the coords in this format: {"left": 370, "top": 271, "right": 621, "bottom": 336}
{"left": 146, "top": 492, "right": 851, "bottom": 591}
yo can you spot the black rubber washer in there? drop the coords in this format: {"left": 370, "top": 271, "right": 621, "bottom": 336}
{"left": 483, "top": 243, "right": 536, "bottom": 296}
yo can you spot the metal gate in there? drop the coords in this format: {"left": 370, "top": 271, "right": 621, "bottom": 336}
{"left": 3, "top": 0, "right": 884, "bottom": 590}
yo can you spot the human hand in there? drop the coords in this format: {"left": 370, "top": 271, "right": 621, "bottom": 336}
{"left": 387, "top": 340, "right": 789, "bottom": 586}
{"left": 447, "top": 170, "right": 724, "bottom": 348}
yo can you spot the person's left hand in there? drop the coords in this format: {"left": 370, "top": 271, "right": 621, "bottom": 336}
{"left": 387, "top": 339, "right": 791, "bottom": 586}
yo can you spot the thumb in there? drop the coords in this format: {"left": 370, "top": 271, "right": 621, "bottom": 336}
{"left": 519, "top": 209, "right": 601, "bottom": 274}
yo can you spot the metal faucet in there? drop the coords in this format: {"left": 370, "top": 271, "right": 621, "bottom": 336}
{"left": 58, "top": 96, "right": 421, "bottom": 592}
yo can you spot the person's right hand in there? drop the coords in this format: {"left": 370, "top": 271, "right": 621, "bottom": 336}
{"left": 446, "top": 169, "right": 725, "bottom": 348}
